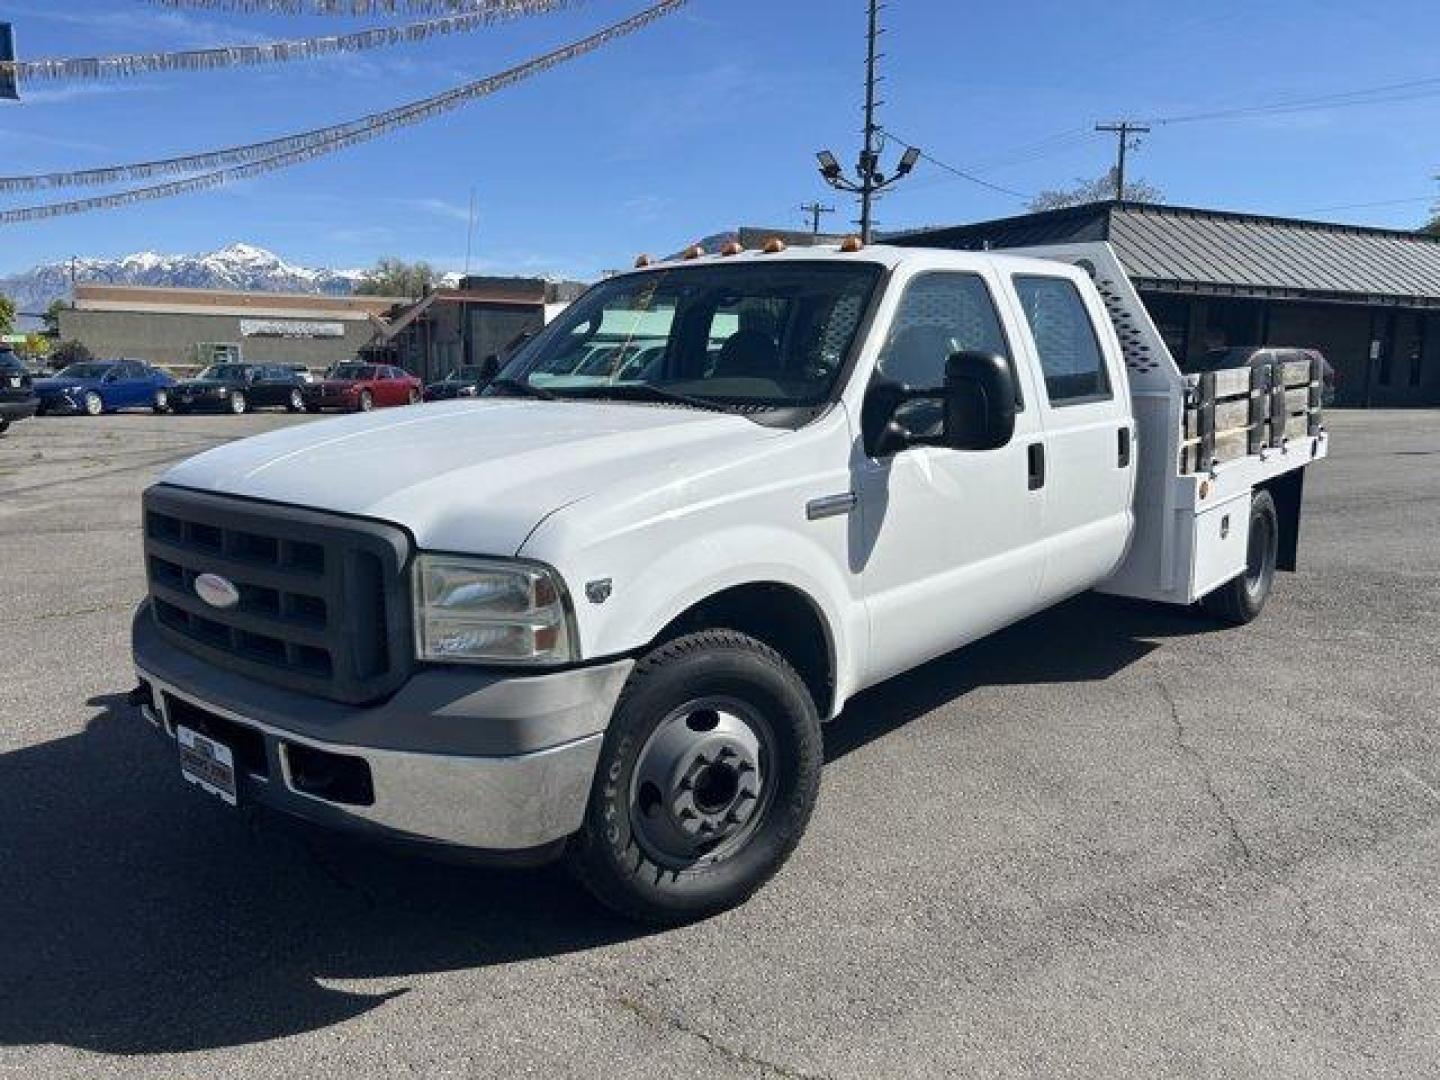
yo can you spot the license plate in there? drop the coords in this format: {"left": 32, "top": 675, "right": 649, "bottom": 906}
{"left": 177, "top": 725, "right": 238, "bottom": 806}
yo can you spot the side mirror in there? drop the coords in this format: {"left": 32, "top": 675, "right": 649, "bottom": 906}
{"left": 941, "top": 350, "right": 1016, "bottom": 451}
{"left": 862, "top": 350, "right": 1017, "bottom": 457}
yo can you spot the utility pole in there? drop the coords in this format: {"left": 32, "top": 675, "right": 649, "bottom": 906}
{"left": 1095, "top": 121, "right": 1151, "bottom": 202}
{"left": 799, "top": 201, "right": 835, "bottom": 236}
{"left": 815, "top": 0, "right": 920, "bottom": 243}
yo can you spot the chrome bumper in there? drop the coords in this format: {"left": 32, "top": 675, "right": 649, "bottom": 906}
{"left": 135, "top": 665, "right": 618, "bottom": 852}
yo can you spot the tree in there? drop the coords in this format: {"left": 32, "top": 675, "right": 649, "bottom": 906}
{"left": 1028, "top": 167, "right": 1164, "bottom": 213}
{"left": 1423, "top": 212, "right": 1440, "bottom": 237}
{"left": 42, "top": 298, "right": 68, "bottom": 335}
{"left": 0, "top": 294, "right": 14, "bottom": 337}
{"left": 49, "top": 339, "right": 92, "bottom": 370}
{"left": 354, "top": 257, "right": 440, "bottom": 298}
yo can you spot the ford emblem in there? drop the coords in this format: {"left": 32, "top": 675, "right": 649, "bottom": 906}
{"left": 194, "top": 573, "right": 241, "bottom": 610}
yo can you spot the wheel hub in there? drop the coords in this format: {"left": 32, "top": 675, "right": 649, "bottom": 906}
{"left": 631, "top": 702, "right": 767, "bottom": 867}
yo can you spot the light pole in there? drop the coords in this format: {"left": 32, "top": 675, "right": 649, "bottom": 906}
{"left": 815, "top": 0, "right": 920, "bottom": 242}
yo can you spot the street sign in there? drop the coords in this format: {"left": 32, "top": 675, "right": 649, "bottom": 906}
{"left": 0, "top": 24, "right": 17, "bottom": 101}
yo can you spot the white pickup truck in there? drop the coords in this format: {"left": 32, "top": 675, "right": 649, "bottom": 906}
{"left": 131, "top": 239, "right": 1327, "bottom": 923}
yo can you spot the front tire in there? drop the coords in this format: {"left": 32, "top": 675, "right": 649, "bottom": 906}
{"left": 152, "top": 389, "right": 170, "bottom": 414}
{"left": 1201, "top": 489, "right": 1279, "bottom": 625}
{"left": 358, "top": 390, "right": 374, "bottom": 412}
{"left": 567, "top": 630, "right": 823, "bottom": 925}
{"left": 287, "top": 388, "right": 304, "bottom": 413}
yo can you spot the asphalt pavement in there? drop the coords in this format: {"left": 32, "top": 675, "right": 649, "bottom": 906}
{"left": 1, "top": 408, "right": 1437, "bottom": 1079}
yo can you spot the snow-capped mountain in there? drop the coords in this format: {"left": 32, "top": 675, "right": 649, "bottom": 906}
{"left": 0, "top": 243, "right": 365, "bottom": 318}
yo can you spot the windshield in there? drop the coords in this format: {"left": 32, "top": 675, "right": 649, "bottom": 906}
{"left": 331, "top": 364, "right": 376, "bottom": 380}
{"left": 56, "top": 363, "right": 115, "bottom": 380}
{"left": 198, "top": 364, "right": 249, "bottom": 381}
{"left": 495, "top": 261, "right": 882, "bottom": 410}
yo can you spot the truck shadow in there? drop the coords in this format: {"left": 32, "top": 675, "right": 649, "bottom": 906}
{"left": 826, "top": 591, "right": 1212, "bottom": 762}
{"left": 0, "top": 592, "right": 1212, "bottom": 1055}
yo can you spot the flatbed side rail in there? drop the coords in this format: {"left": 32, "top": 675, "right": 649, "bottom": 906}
{"left": 1181, "top": 356, "right": 1324, "bottom": 474}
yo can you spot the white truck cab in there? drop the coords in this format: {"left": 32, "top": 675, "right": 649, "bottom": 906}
{"left": 131, "top": 240, "right": 1326, "bottom": 922}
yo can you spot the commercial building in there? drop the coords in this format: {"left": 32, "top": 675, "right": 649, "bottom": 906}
{"left": 894, "top": 201, "right": 1440, "bottom": 407}
{"left": 58, "top": 285, "right": 403, "bottom": 372}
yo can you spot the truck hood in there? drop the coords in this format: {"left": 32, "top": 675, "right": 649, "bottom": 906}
{"left": 160, "top": 399, "right": 783, "bottom": 554}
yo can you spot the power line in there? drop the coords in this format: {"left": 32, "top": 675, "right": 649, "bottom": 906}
{"left": 148, "top": 0, "right": 564, "bottom": 13}
{"left": 1143, "top": 73, "right": 1440, "bottom": 126}
{"left": 879, "top": 131, "right": 1032, "bottom": 201}
{"left": 0, "top": 0, "right": 687, "bottom": 222}
{"left": 0, "top": 0, "right": 579, "bottom": 84}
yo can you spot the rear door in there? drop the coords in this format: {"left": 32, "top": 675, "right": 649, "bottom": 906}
{"left": 117, "top": 362, "right": 150, "bottom": 408}
{"left": 1005, "top": 271, "right": 1135, "bottom": 602}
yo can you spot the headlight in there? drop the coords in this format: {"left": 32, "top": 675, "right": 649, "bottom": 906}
{"left": 412, "top": 555, "right": 575, "bottom": 665}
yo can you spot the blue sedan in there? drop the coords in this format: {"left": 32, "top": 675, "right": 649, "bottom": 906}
{"left": 34, "top": 360, "right": 176, "bottom": 416}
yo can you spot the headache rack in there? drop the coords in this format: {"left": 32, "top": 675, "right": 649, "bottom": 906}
{"left": 143, "top": 485, "right": 414, "bottom": 705}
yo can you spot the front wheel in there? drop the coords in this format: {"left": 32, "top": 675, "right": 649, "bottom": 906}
{"left": 567, "top": 630, "right": 823, "bottom": 925}
{"left": 1201, "top": 489, "right": 1279, "bottom": 625}
{"left": 152, "top": 389, "right": 170, "bottom": 414}
{"left": 358, "top": 390, "right": 374, "bottom": 412}
{"left": 287, "top": 388, "right": 304, "bottom": 413}
{"left": 228, "top": 391, "right": 248, "bottom": 415}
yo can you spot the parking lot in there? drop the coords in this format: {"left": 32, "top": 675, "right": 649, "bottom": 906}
{"left": 1, "top": 408, "right": 1437, "bottom": 1079}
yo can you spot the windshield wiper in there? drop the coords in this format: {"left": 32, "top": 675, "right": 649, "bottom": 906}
{"left": 575, "top": 383, "right": 732, "bottom": 413}
{"left": 487, "top": 377, "right": 559, "bottom": 401}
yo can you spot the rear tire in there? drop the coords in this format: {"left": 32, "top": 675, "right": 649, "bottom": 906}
{"left": 567, "top": 630, "right": 823, "bottom": 925}
{"left": 1201, "top": 489, "right": 1279, "bottom": 625}
{"left": 83, "top": 391, "right": 104, "bottom": 416}
{"left": 229, "top": 391, "right": 248, "bottom": 415}
{"left": 358, "top": 390, "right": 374, "bottom": 412}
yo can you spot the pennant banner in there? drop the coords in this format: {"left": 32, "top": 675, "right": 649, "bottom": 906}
{"left": 148, "top": 1, "right": 561, "bottom": 14}
{"left": 1, "top": 1, "right": 580, "bottom": 83}
{"left": 0, "top": 0, "right": 688, "bottom": 222}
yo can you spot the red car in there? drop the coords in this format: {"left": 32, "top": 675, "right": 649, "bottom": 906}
{"left": 303, "top": 363, "right": 423, "bottom": 413}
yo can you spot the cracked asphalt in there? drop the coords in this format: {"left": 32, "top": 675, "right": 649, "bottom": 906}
{"left": 1, "top": 409, "right": 1437, "bottom": 1079}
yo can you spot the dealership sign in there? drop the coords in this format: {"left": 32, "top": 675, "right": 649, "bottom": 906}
{"left": 239, "top": 319, "right": 345, "bottom": 340}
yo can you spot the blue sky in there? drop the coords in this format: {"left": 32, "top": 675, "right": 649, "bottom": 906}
{"left": 1, "top": 0, "right": 1437, "bottom": 279}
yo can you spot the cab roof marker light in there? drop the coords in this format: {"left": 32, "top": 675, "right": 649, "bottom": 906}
{"left": 720, "top": 241, "right": 744, "bottom": 256}
{"left": 683, "top": 245, "right": 705, "bottom": 260}
{"left": 762, "top": 238, "right": 787, "bottom": 254}
{"left": 839, "top": 235, "right": 864, "bottom": 253}
{"left": 634, "top": 253, "right": 653, "bottom": 268}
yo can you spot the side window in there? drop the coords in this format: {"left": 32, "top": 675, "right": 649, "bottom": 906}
{"left": 877, "top": 272, "right": 1013, "bottom": 394}
{"left": 1012, "top": 275, "right": 1112, "bottom": 406}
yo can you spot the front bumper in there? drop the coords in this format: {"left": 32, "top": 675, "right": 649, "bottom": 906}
{"left": 172, "top": 391, "right": 231, "bottom": 412}
{"left": 133, "top": 603, "right": 632, "bottom": 853}
{"left": 36, "top": 393, "right": 81, "bottom": 415}
{"left": 0, "top": 398, "right": 38, "bottom": 422}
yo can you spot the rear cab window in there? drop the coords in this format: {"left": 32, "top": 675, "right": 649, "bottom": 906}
{"left": 1012, "top": 275, "right": 1113, "bottom": 407}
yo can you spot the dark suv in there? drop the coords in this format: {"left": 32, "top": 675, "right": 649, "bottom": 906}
{"left": 0, "top": 348, "right": 38, "bottom": 434}
{"left": 170, "top": 363, "right": 308, "bottom": 415}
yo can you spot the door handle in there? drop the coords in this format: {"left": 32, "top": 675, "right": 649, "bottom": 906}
{"left": 1118, "top": 426, "right": 1132, "bottom": 468}
{"left": 1027, "top": 443, "right": 1046, "bottom": 490}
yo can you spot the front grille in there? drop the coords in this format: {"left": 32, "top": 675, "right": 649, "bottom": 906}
{"left": 143, "top": 485, "right": 413, "bottom": 704}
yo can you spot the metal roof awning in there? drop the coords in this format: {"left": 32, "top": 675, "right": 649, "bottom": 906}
{"left": 894, "top": 201, "right": 1440, "bottom": 309}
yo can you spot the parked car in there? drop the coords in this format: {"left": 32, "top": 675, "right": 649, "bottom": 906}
{"left": 0, "top": 348, "right": 39, "bottom": 434}
{"left": 423, "top": 364, "right": 494, "bottom": 402}
{"left": 34, "top": 359, "right": 175, "bottom": 416}
{"left": 1188, "top": 346, "right": 1335, "bottom": 406}
{"left": 170, "top": 363, "right": 307, "bottom": 415}
{"left": 130, "top": 240, "right": 1329, "bottom": 924}
{"left": 303, "top": 363, "right": 422, "bottom": 412}
{"left": 285, "top": 364, "right": 321, "bottom": 386}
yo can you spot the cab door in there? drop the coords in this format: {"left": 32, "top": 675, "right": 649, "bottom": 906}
{"left": 1004, "top": 271, "right": 1135, "bottom": 603}
{"left": 854, "top": 268, "right": 1050, "bottom": 686}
